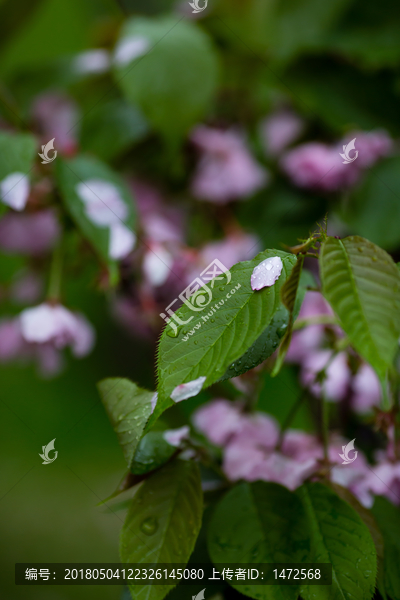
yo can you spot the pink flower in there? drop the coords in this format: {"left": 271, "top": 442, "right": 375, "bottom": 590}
{"left": 281, "top": 142, "right": 359, "bottom": 191}
{"left": 260, "top": 109, "right": 304, "bottom": 156}
{"left": 0, "top": 318, "right": 25, "bottom": 362}
{"left": 19, "top": 303, "right": 95, "bottom": 358}
{"left": 190, "top": 126, "right": 268, "bottom": 203}
{"left": 281, "top": 429, "right": 322, "bottom": 462}
{"left": 286, "top": 292, "right": 333, "bottom": 363}
{"left": 351, "top": 461, "right": 400, "bottom": 508}
{"left": 193, "top": 399, "right": 244, "bottom": 446}
{"left": 0, "top": 210, "right": 60, "bottom": 255}
{"left": 32, "top": 93, "right": 79, "bottom": 156}
{"left": 301, "top": 350, "right": 351, "bottom": 401}
{"left": 10, "top": 271, "right": 43, "bottom": 305}
{"left": 132, "top": 180, "right": 184, "bottom": 245}
{"left": 351, "top": 363, "right": 381, "bottom": 414}
{"left": 344, "top": 130, "right": 393, "bottom": 169}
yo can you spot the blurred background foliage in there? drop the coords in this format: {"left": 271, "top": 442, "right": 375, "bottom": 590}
{"left": 0, "top": 0, "right": 399, "bottom": 598}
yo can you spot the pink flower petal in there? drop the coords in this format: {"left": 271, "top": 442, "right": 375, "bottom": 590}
{"left": 0, "top": 172, "right": 30, "bottom": 211}
{"left": 251, "top": 256, "right": 283, "bottom": 290}
{"left": 170, "top": 376, "right": 206, "bottom": 402}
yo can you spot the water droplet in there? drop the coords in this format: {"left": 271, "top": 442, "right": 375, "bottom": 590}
{"left": 357, "top": 247, "right": 363, "bottom": 252}
{"left": 219, "top": 286, "right": 225, "bottom": 291}
{"left": 166, "top": 327, "right": 179, "bottom": 338}
{"left": 140, "top": 517, "right": 158, "bottom": 535}
{"left": 210, "top": 318, "right": 215, "bottom": 323}
{"left": 194, "top": 340, "right": 198, "bottom": 345}
{"left": 372, "top": 256, "right": 377, "bottom": 262}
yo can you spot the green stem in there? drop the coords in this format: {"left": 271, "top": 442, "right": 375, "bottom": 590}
{"left": 293, "top": 315, "right": 339, "bottom": 330}
{"left": 47, "top": 239, "right": 63, "bottom": 302}
{"left": 277, "top": 389, "right": 308, "bottom": 450}
{"left": 321, "top": 392, "right": 329, "bottom": 464}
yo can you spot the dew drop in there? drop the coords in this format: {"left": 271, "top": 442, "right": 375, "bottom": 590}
{"left": 140, "top": 517, "right": 158, "bottom": 535}
{"left": 357, "top": 247, "right": 363, "bottom": 252}
{"left": 210, "top": 318, "right": 215, "bottom": 323}
{"left": 219, "top": 286, "right": 225, "bottom": 291}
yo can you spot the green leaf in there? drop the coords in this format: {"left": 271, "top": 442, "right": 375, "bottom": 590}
{"left": 114, "top": 16, "right": 219, "bottom": 141}
{"left": 80, "top": 99, "right": 148, "bottom": 162}
{"left": 120, "top": 460, "right": 203, "bottom": 600}
{"left": 208, "top": 482, "right": 310, "bottom": 600}
{"left": 372, "top": 496, "right": 400, "bottom": 600}
{"left": 154, "top": 249, "right": 297, "bottom": 426}
{"left": 297, "top": 482, "right": 377, "bottom": 600}
{"left": 328, "top": 483, "right": 386, "bottom": 600}
{"left": 55, "top": 155, "right": 136, "bottom": 278}
{"left": 130, "top": 431, "right": 176, "bottom": 475}
{"left": 340, "top": 157, "right": 400, "bottom": 252}
{"left": 97, "top": 378, "right": 153, "bottom": 468}
{"left": 320, "top": 235, "right": 400, "bottom": 380}
{"left": 271, "top": 255, "right": 305, "bottom": 376}
{"left": 0, "top": 131, "right": 36, "bottom": 181}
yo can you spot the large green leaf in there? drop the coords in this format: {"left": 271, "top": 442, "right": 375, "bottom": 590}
{"left": 114, "top": 16, "right": 219, "bottom": 141}
{"left": 120, "top": 460, "right": 203, "bottom": 600}
{"left": 154, "top": 249, "right": 297, "bottom": 426}
{"left": 97, "top": 378, "right": 153, "bottom": 468}
{"left": 340, "top": 157, "right": 400, "bottom": 252}
{"left": 55, "top": 155, "right": 136, "bottom": 279}
{"left": 208, "top": 482, "right": 310, "bottom": 600}
{"left": 297, "top": 482, "right": 377, "bottom": 600}
{"left": 372, "top": 496, "right": 400, "bottom": 600}
{"left": 0, "top": 131, "right": 36, "bottom": 180}
{"left": 320, "top": 236, "right": 400, "bottom": 380}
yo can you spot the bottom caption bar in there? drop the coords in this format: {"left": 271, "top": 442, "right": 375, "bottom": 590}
{"left": 16, "top": 563, "right": 332, "bottom": 585}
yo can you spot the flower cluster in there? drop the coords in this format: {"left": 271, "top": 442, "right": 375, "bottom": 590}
{"left": 193, "top": 399, "right": 400, "bottom": 507}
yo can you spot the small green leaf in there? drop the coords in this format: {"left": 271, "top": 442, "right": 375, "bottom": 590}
{"left": 154, "top": 249, "right": 296, "bottom": 426}
{"left": 271, "top": 255, "right": 305, "bottom": 376}
{"left": 372, "top": 496, "right": 400, "bottom": 600}
{"left": 120, "top": 460, "right": 203, "bottom": 600}
{"left": 208, "top": 482, "right": 310, "bottom": 600}
{"left": 320, "top": 236, "right": 400, "bottom": 380}
{"left": 114, "top": 16, "right": 219, "bottom": 141}
{"left": 55, "top": 155, "right": 136, "bottom": 278}
{"left": 97, "top": 378, "right": 153, "bottom": 468}
{"left": 297, "top": 482, "right": 377, "bottom": 600}
{"left": 130, "top": 431, "right": 176, "bottom": 475}
{"left": 0, "top": 131, "right": 36, "bottom": 180}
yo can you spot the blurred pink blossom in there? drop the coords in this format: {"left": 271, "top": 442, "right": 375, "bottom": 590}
{"left": 0, "top": 318, "right": 25, "bottom": 361}
{"left": 351, "top": 461, "right": 400, "bottom": 507}
{"left": 260, "top": 109, "right": 304, "bottom": 156}
{"left": 163, "top": 425, "right": 190, "bottom": 447}
{"left": 351, "top": 363, "right": 381, "bottom": 413}
{"left": 286, "top": 291, "right": 333, "bottom": 363}
{"left": 0, "top": 209, "right": 60, "bottom": 255}
{"left": 142, "top": 243, "right": 174, "bottom": 287}
{"left": 19, "top": 303, "right": 95, "bottom": 358}
{"left": 343, "top": 129, "right": 393, "bottom": 169}
{"left": 190, "top": 126, "right": 268, "bottom": 203}
{"left": 10, "top": 271, "right": 43, "bottom": 305}
{"left": 32, "top": 93, "right": 79, "bottom": 156}
{"left": 193, "top": 399, "right": 244, "bottom": 446}
{"left": 281, "top": 142, "right": 359, "bottom": 191}
{"left": 301, "top": 350, "right": 351, "bottom": 402}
